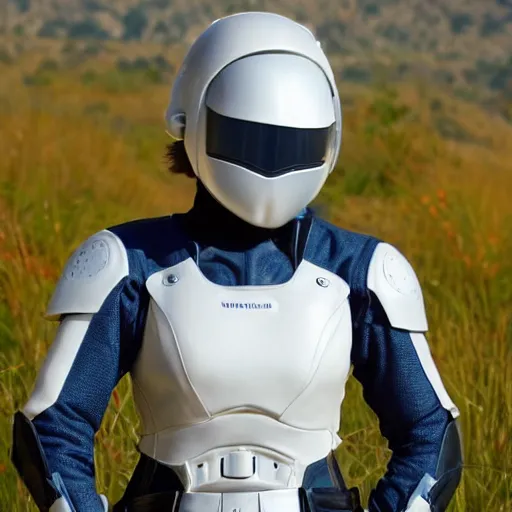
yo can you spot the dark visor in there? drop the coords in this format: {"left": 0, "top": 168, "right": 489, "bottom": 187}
{"left": 206, "top": 107, "right": 334, "bottom": 178}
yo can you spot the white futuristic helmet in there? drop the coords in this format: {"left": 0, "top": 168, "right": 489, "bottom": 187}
{"left": 165, "top": 12, "right": 342, "bottom": 228}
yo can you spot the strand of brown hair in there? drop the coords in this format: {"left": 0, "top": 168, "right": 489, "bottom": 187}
{"left": 165, "top": 140, "right": 196, "bottom": 178}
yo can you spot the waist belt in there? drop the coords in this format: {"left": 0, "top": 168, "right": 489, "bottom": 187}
{"left": 120, "top": 487, "right": 363, "bottom": 512}
{"left": 181, "top": 447, "right": 297, "bottom": 491}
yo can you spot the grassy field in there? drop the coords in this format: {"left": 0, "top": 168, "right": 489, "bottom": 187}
{"left": 0, "top": 41, "right": 511, "bottom": 511}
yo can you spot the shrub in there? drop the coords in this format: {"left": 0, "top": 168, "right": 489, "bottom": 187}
{"left": 69, "top": 20, "right": 109, "bottom": 40}
{"left": 123, "top": 8, "right": 148, "bottom": 40}
{"left": 450, "top": 13, "right": 474, "bottom": 34}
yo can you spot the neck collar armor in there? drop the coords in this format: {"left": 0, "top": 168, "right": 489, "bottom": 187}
{"left": 179, "top": 181, "right": 313, "bottom": 269}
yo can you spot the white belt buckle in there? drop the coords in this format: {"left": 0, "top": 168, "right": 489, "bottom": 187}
{"left": 222, "top": 450, "right": 255, "bottom": 478}
{"left": 187, "top": 448, "right": 295, "bottom": 491}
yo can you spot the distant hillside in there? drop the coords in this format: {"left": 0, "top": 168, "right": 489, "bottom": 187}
{"left": 2, "top": 0, "right": 511, "bottom": 56}
{"left": 1, "top": 0, "right": 512, "bottom": 110}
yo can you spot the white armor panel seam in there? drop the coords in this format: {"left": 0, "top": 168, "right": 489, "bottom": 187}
{"left": 409, "top": 333, "right": 460, "bottom": 419}
{"left": 367, "top": 243, "right": 428, "bottom": 332}
{"left": 131, "top": 377, "right": 158, "bottom": 436}
{"left": 45, "top": 230, "right": 129, "bottom": 320}
{"left": 23, "top": 314, "right": 93, "bottom": 420}
{"left": 279, "top": 300, "right": 348, "bottom": 420}
{"left": 138, "top": 413, "right": 335, "bottom": 468}
{"left": 151, "top": 298, "right": 212, "bottom": 418}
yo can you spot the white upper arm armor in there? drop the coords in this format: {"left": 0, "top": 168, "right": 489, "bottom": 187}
{"left": 367, "top": 243, "right": 428, "bottom": 332}
{"left": 45, "top": 230, "right": 129, "bottom": 320}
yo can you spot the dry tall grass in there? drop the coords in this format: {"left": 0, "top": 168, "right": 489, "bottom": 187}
{"left": 0, "top": 50, "right": 510, "bottom": 511}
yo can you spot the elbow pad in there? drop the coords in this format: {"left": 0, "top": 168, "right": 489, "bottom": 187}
{"left": 405, "top": 419, "right": 464, "bottom": 512}
{"left": 11, "top": 411, "right": 74, "bottom": 511}
{"left": 429, "top": 419, "right": 463, "bottom": 510}
{"left": 11, "top": 412, "right": 109, "bottom": 512}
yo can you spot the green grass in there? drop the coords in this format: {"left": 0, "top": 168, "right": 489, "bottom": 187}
{"left": 0, "top": 50, "right": 511, "bottom": 510}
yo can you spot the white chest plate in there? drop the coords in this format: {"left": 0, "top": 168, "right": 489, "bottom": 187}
{"left": 131, "top": 258, "right": 353, "bottom": 490}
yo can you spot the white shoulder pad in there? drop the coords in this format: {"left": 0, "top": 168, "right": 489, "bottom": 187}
{"left": 367, "top": 243, "right": 428, "bottom": 332}
{"left": 45, "top": 230, "right": 129, "bottom": 320}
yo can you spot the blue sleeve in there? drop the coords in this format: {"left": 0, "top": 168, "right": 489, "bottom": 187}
{"left": 351, "top": 304, "right": 452, "bottom": 512}
{"left": 31, "top": 267, "right": 147, "bottom": 511}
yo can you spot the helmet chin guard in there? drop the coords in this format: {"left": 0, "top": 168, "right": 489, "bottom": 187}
{"left": 166, "top": 12, "right": 342, "bottom": 228}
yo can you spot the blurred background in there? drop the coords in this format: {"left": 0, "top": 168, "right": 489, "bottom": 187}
{"left": 0, "top": 1, "right": 511, "bottom": 510}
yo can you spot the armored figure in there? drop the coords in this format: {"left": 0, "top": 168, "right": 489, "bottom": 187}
{"left": 11, "top": 12, "right": 463, "bottom": 512}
